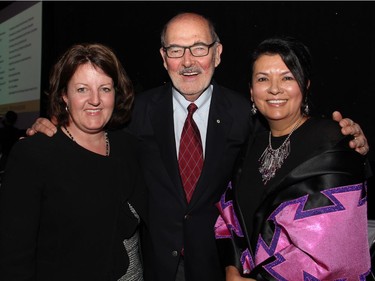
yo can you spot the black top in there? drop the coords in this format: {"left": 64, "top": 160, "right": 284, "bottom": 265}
{"left": 0, "top": 128, "right": 147, "bottom": 281}
{"left": 238, "top": 117, "right": 345, "bottom": 240}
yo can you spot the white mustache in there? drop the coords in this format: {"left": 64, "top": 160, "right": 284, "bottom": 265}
{"left": 179, "top": 67, "right": 202, "bottom": 75}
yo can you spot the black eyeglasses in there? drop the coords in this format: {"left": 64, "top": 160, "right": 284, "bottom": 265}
{"left": 162, "top": 42, "right": 217, "bottom": 58}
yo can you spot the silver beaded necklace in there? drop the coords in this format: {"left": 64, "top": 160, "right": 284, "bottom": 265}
{"left": 258, "top": 117, "right": 304, "bottom": 185}
{"left": 63, "top": 126, "right": 110, "bottom": 156}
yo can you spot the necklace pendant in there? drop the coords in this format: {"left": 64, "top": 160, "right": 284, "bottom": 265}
{"left": 258, "top": 117, "right": 304, "bottom": 185}
{"left": 258, "top": 138, "right": 291, "bottom": 185}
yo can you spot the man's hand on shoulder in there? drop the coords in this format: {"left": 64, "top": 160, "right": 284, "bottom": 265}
{"left": 26, "top": 117, "right": 57, "bottom": 137}
{"left": 332, "top": 111, "right": 369, "bottom": 155}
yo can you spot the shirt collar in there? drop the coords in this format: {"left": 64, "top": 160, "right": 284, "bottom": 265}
{"left": 172, "top": 85, "right": 213, "bottom": 111}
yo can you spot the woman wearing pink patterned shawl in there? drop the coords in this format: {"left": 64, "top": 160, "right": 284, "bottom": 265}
{"left": 214, "top": 36, "right": 372, "bottom": 280}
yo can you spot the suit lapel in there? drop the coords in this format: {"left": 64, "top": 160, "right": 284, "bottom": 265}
{"left": 189, "top": 85, "right": 234, "bottom": 206}
{"left": 149, "top": 85, "right": 186, "bottom": 203}
{"left": 147, "top": 83, "right": 238, "bottom": 207}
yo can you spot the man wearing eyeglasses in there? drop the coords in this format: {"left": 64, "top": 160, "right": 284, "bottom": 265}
{"left": 26, "top": 12, "right": 369, "bottom": 281}
{"left": 128, "top": 13, "right": 253, "bottom": 281}
{"left": 127, "top": 12, "right": 369, "bottom": 281}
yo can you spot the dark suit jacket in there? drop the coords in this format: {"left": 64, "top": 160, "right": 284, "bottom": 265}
{"left": 127, "top": 81, "right": 253, "bottom": 281}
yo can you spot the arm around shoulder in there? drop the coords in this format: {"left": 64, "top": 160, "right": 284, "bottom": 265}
{"left": 26, "top": 117, "right": 57, "bottom": 137}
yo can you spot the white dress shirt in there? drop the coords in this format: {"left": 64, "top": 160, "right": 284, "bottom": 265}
{"left": 173, "top": 85, "right": 212, "bottom": 158}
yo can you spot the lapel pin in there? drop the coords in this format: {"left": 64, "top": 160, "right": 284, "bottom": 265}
{"left": 216, "top": 119, "right": 220, "bottom": 124}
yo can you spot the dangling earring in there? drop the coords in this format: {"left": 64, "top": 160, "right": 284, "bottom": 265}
{"left": 251, "top": 103, "right": 257, "bottom": 115}
{"left": 303, "top": 104, "right": 309, "bottom": 115}
{"left": 303, "top": 96, "right": 309, "bottom": 115}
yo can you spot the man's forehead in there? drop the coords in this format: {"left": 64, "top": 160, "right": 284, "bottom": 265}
{"left": 165, "top": 27, "right": 212, "bottom": 45}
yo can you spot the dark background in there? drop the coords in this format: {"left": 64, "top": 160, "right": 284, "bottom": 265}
{"left": 44, "top": 1, "right": 375, "bottom": 159}
{"left": 1, "top": 1, "right": 374, "bottom": 159}
{"left": 1, "top": 1, "right": 374, "bottom": 215}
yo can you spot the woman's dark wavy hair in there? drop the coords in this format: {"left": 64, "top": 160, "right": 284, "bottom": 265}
{"left": 249, "top": 36, "right": 313, "bottom": 114}
{"left": 47, "top": 43, "right": 134, "bottom": 129}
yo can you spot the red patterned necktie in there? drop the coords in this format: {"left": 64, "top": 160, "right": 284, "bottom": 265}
{"left": 178, "top": 103, "right": 203, "bottom": 203}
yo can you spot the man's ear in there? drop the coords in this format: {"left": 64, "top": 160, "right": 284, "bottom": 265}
{"left": 214, "top": 43, "right": 223, "bottom": 67}
{"left": 159, "top": 48, "right": 168, "bottom": 70}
